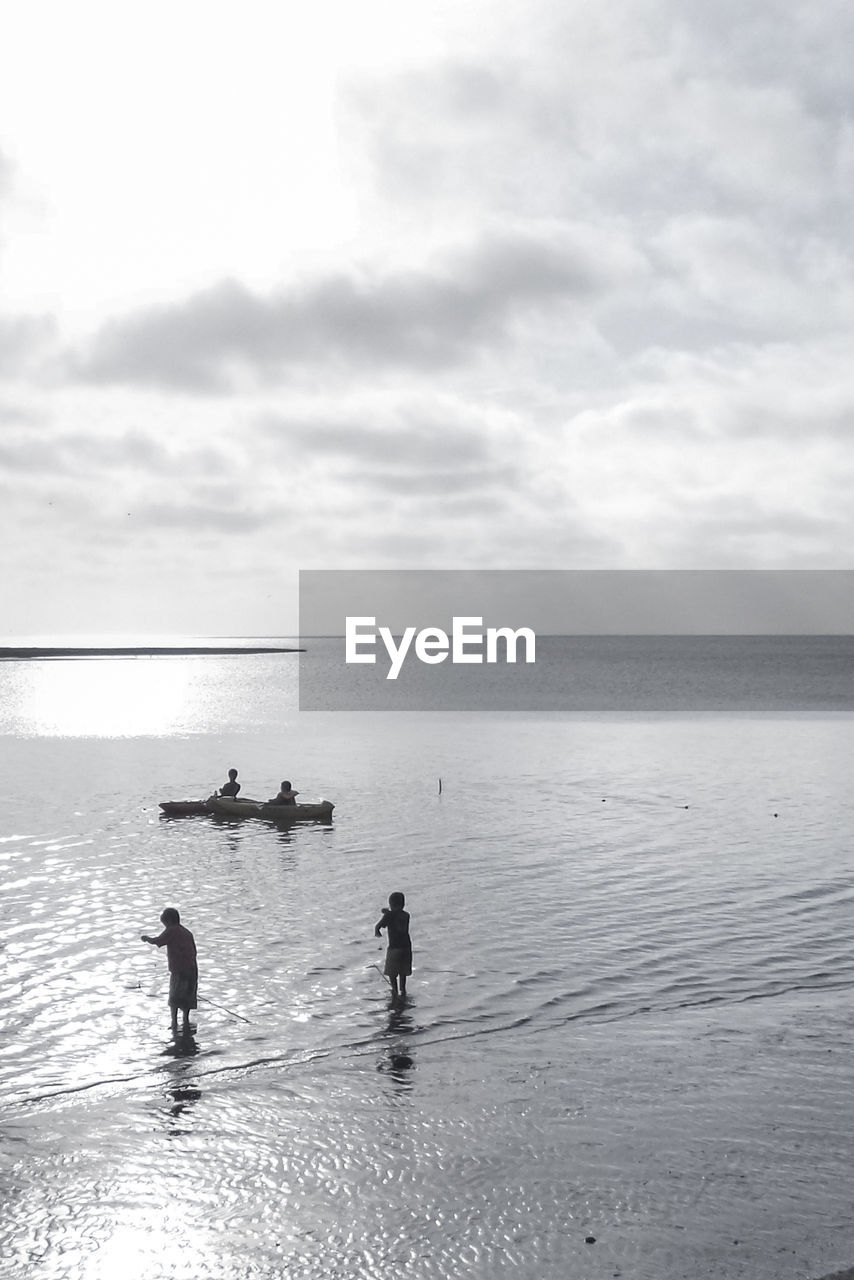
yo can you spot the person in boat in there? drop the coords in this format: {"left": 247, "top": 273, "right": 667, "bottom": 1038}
{"left": 140, "top": 907, "right": 198, "bottom": 1034}
{"left": 268, "top": 780, "right": 299, "bottom": 806}
{"left": 218, "top": 768, "right": 240, "bottom": 797}
{"left": 375, "top": 891, "right": 412, "bottom": 1001}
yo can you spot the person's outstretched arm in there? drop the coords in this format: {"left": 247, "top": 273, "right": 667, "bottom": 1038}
{"left": 140, "top": 930, "right": 167, "bottom": 946}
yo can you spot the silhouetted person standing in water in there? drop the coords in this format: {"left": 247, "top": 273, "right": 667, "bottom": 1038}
{"left": 141, "top": 907, "right": 198, "bottom": 1034}
{"left": 375, "top": 892, "right": 412, "bottom": 1001}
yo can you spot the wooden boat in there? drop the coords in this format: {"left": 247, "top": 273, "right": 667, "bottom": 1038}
{"left": 205, "top": 796, "right": 335, "bottom": 823}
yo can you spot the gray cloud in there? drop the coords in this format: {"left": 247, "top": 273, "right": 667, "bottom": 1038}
{"left": 0, "top": 148, "right": 13, "bottom": 204}
{"left": 60, "top": 429, "right": 228, "bottom": 477}
{"left": 622, "top": 338, "right": 854, "bottom": 442}
{"left": 73, "top": 225, "right": 634, "bottom": 392}
{"left": 250, "top": 397, "right": 533, "bottom": 509}
{"left": 0, "top": 426, "right": 230, "bottom": 480}
{"left": 0, "top": 314, "right": 58, "bottom": 377}
{"left": 346, "top": 464, "right": 518, "bottom": 498}
{"left": 343, "top": 1, "right": 854, "bottom": 326}
{"left": 349, "top": 1, "right": 851, "bottom": 207}
{"left": 668, "top": 0, "right": 854, "bottom": 115}
{"left": 129, "top": 497, "right": 277, "bottom": 534}
{"left": 0, "top": 399, "right": 48, "bottom": 426}
{"left": 0, "top": 433, "right": 70, "bottom": 476}
{"left": 254, "top": 400, "right": 502, "bottom": 470}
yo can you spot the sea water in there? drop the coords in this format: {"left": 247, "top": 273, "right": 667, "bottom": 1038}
{"left": 1, "top": 638, "right": 854, "bottom": 1280}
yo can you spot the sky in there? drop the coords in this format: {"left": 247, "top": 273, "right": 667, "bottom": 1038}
{"left": 1, "top": 0, "right": 853, "bottom": 637}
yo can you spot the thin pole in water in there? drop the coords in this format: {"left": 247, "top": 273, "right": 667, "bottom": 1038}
{"left": 438, "top": 777, "right": 442, "bottom": 795}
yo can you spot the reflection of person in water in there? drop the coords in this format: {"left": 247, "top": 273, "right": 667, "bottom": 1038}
{"left": 375, "top": 891, "right": 412, "bottom": 1000}
{"left": 383, "top": 1008, "right": 415, "bottom": 1083}
{"left": 268, "top": 780, "right": 298, "bottom": 806}
{"left": 218, "top": 768, "right": 240, "bottom": 797}
{"left": 141, "top": 907, "right": 198, "bottom": 1034}
{"left": 168, "top": 1085, "right": 202, "bottom": 1118}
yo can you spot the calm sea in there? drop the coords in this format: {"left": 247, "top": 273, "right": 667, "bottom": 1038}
{"left": 2, "top": 636, "right": 854, "bottom": 1280}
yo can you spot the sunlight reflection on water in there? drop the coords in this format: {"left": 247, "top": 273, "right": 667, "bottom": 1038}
{"left": 2, "top": 659, "right": 200, "bottom": 737}
{"left": 0, "top": 651, "right": 300, "bottom": 737}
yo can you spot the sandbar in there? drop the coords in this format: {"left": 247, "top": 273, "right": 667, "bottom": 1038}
{"left": 0, "top": 646, "right": 304, "bottom": 659}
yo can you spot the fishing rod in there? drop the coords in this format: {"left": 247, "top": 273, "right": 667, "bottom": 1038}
{"left": 197, "top": 995, "right": 253, "bottom": 1024}
{"left": 131, "top": 979, "right": 253, "bottom": 1024}
{"left": 368, "top": 959, "right": 394, "bottom": 989}
{"left": 137, "top": 949, "right": 252, "bottom": 1024}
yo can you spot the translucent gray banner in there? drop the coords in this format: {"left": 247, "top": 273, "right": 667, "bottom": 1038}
{"left": 297, "top": 570, "right": 854, "bottom": 711}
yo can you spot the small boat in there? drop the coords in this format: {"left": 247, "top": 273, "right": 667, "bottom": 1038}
{"left": 159, "top": 796, "right": 335, "bottom": 823}
{"left": 159, "top": 799, "right": 211, "bottom": 816}
{"left": 205, "top": 796, "right": 335, "bottom": 823}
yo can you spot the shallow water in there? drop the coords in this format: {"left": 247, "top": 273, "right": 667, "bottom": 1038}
{"left": 2, "top": 648, "right": 854, "bottom": 1278}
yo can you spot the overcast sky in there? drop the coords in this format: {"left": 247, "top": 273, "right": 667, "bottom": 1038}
{"left": 1, "top": 0, "right": 852, "bottom": 637}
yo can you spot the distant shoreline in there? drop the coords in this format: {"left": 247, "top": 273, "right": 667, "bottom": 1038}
{"left": 0, "top": 646, "right": 304, "bottom": 660}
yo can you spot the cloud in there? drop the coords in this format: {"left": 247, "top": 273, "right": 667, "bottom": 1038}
{"left": 347, "top": 464, "right": 519, "bottom": 498}
{"left": 255, "top": 395, "right": 508, "bottom": 467}
{"left": 0, "top": 399, "right": 47, "bottom": 426}
{"left": 626, "top": 337, "right": 854, "bottom": 442}
{"left": 643, "top": 215, "right": 854, "bottom": 343}
{"left": 0, "top": 433, "right": 69, "bottom": 476}
{"left": 251, "top": 394, "right": 537, "bottom": 511}
{"left": 128, "top": 495, "right": 278, "bottom": 534}
{"left": 0, "top": 313, "right": 58, "bottom": 378}
{"left": 0, "top": 147, "right": 12, "bottom": 201}
{"left": 0, "top": 424, "right": 230, "bottom": 480}
{"left": 343, "top": 2, "right": 854, "bottom": 301}
{"left": 0, "top": 155, "right": 62, "bottom": 380}
{"left": 60, "top": 429, "right": 229, "bottom": 476}
{"left": 346, "top": 4, "right": 840, "bottom": 210}
{"left": 72, "top": 224, "right": 643, "bottom": 392}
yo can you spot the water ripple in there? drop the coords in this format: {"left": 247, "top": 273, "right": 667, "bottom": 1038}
{"left": 3, "top": 716, "right": 854, "bottom": 1277}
